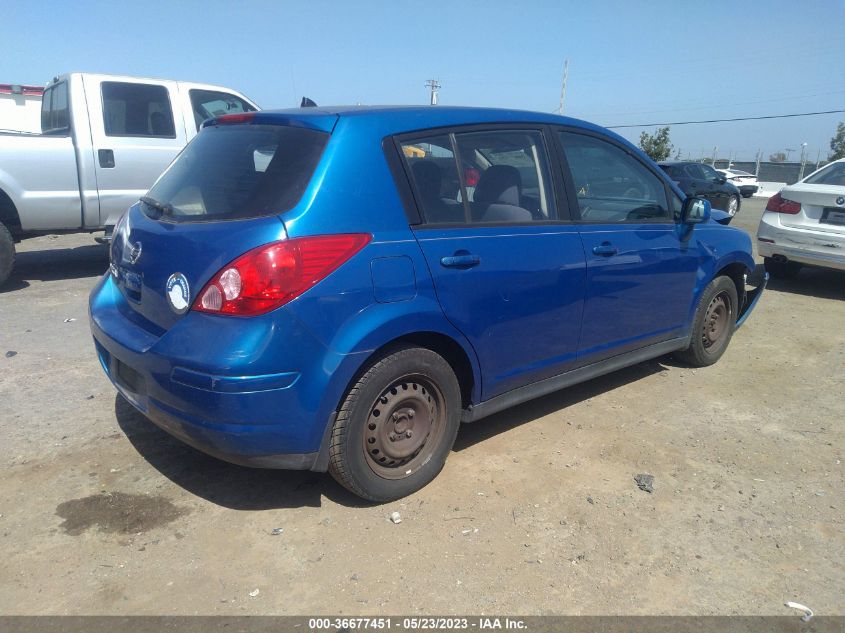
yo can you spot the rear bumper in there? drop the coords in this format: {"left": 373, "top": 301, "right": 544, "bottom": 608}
{"left": 757, "top": 212, "right": 845, "bottom": 271}
{"left": 88, "top": 274, "right": 339, "bottom": 470}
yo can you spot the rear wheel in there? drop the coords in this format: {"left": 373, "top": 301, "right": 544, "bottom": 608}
{"left": 328, "top": 346, "right": 461, "bottom": 502}
{"left": 764, "top": 256, "right": 802, "bottom": 279}
{"left": 727, "top": 194, "right": 740, "bottom": 216}
{"left": 0, "top": 223, "right": 16, "bottom": 288}
{"left": 675, "top": 276, "right": 738, "bottom": 367}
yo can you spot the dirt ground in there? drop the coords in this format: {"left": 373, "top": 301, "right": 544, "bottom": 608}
{"left": 0, "top": 197, "right": 842, "bottom": 616}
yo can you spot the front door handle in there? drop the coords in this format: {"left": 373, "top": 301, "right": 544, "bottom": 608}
{"left": 98, "top": 149, "right": 115, "bottom": 168}
{"left": 592, "top": 243, "right": 618, "bottom": 257}
{"left": 440, "top": 252, "right": 480, "bottom": 269}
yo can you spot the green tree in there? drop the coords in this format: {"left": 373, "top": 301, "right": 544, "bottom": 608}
{"left": 769, "top": 151, "right": 787, "bottom": 163}
{"left": 830, "top": 122, "right": 845, "bottom": 161}
{"left": 638, "top": 127, "right": 673, "bottom": 161}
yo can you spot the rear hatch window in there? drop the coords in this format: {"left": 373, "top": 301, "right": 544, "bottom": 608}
{"left": 142, "top": 124, "right": 328, "bottom": 222}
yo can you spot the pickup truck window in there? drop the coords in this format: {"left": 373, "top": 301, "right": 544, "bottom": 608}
{"left": 190, "top": 89, "right": 256, "bottom": 131}
{"left": 101, "top": 82, "right": 176, "bottom": 138}
{"left": 143, "top": 124, "right": 328, "bottom": 222}
{"left": 41, "top": 82, "right": 69, "bottom": 134}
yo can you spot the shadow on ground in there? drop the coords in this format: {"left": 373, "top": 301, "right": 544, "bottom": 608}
{"left": 765, "top": 266, "right": 845, "bottom": 300}
{"left": 2, "top": 243, "right": 109, "bottom": 292}
{"left": 115, "top": 359, "right": 668, "bottom": 510}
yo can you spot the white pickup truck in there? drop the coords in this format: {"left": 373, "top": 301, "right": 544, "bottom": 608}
{"left": 0, "top": 72, "right": 258, "bottom": 286}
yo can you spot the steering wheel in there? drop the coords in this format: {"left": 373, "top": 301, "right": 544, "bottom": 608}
{"left": 623, "top": 187, "right": 644, "bottom": 199}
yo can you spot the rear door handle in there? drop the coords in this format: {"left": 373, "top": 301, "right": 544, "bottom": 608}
{"left": 440, "top": 253, "right": 480, "bottom": 269}
{"left": 592, "top": 243, "right": 618, "bottom": 257}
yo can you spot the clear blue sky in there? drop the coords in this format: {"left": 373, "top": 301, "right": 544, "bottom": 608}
{"left": 3, "top": 0, "right": 844, "bottom": 162}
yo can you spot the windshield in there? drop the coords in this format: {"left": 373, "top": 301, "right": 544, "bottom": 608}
{"left": 144, "top": 124, "right": 328, "bottom": 222}
{"left": 804, "top": 161, "right": 845, "bottom": 186}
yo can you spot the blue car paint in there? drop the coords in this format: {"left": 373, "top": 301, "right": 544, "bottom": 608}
{"left": 89, "top": 106, "right": 763, "bottom": 470}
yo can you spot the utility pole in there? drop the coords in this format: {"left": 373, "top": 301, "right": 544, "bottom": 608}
{"left": 785, "top": 148, "right": 795, "bottom": 161}
{"left": 711, "top": 146, "right": 718, "bottom": 166}
{"left": 798, "top": 142, "right": 808, "bottom": 180}
{"left": 425, "top": 79, "right": 441, "bottom": 105}
{"left": 815, "top": 148, "right": 821, "bottom": 171}
{"left": 755, "top": 149, "right": 761, "bottom": 177}
{"left": 558, "top": 59, "right": 569, "bottom": 115}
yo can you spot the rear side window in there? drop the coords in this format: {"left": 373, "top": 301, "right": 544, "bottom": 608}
{"left": 189, "top": 89, "right": 257, "bottom": 131}
{"left": 144, "top": 124, "right": 328, "bottom": 222}
{"left": 559, "top": 132, "right": 669, "bottom": 223}
{"left": 400, "top": 129, "right": 556, "bottom": 224}
{"left": 102, "top": 82, "right": 175, "bottom": 137}
{"left": 41, "top": 82, "right": 69, "bottom": 134}
{"left": 804, "top": 161, "right": 845, "bottom": 186}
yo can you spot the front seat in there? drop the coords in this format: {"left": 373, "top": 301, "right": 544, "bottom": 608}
{"left": 472, "top": 165, "right": 533, "bottom": 222}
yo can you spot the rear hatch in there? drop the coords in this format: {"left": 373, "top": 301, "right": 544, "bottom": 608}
{"left": 109, "top": 115, "right": 333, "bottom": 333}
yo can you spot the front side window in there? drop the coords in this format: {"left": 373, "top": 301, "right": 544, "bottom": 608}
{"left": 101, "top": 82, "right": 175, "bottom": 137}
{"left": 699, "top": 164, "right": 720, "bottom": 180}
{"left": 400, "top": 129, "right": 556, "bottom": 225}
{"left": 40, "top": 82, "right": 69, "bottom": 134}
{"left": 189, "top": 89, "right": 257, "bottom": 131}
{"left": 559, "top": 131, "right": 670, "bottom": 223}
{"left": 144, "top": 124, "right": 328, "bottom": 223}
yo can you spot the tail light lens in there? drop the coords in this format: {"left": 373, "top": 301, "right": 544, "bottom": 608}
{"left": 765, "top": 192, "right": 801, "bottom": 215}
{"left": 193, "top": 234, "right": 371, "bottom": 316}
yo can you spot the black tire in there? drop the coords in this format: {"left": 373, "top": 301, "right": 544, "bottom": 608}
{"left": 328, "top": 346, "right": 461, "bottom": 502}
{"left": 764, "top": 256, "right": 802, "bottom": 279}
{"left": 675, "top": 276, "right": 738, "bottom": 367}
{"left": 741, "top": 192, "right": 753, "bottom": 199}
{"left": 726, "top": 194, "right": 740, "bottom": 216}
{"left": 0, "top": 223, "right": 15, "bottom": 288}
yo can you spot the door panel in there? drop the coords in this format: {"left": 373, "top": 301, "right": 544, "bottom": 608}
{"left": 400, "top": 127, "right": 585, "bottom": 400}
{"left": 556, "top": 130, "right": 698, "bottom": 364}
{"left": 83, "top": 76, "right": 187, "bottom": 225}
{"left": 415, "top": 226, "right": 586, "bottom": 398}
{"left": 576, "top": 224, "right": 697, "bottom": 363}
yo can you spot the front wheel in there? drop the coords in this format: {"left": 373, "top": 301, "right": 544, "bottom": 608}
{"left": 727, "top": 194, "right": 740, "bottom": 216}
{"left": 675, "top": 276, "right": 738, "bottom": 367}
{"left": 328, "top": 346, "right": 461, "bottom": 502}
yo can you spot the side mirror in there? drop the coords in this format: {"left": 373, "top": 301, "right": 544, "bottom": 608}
{"left": 681, "top": 197, "right": 711, "bottom": 224}
{"left": 716, "top": 175, "right": 727, "bottom": 184}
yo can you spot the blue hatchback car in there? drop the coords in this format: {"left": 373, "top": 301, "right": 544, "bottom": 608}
{"left": 89, "top": 106, "right": 765, "bottom": 501}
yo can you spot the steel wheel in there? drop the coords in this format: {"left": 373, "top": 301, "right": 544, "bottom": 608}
{"left": 702, "top": 291, "right": 732, "bottom": 349}
{"left": 363, "top": 374, "right": 446, "bottom": 480}
{"left": 727, "top": 195, "right": 739, "bottom": 216}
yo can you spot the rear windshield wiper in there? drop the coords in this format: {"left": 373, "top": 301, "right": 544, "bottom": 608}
{"left": 140, "top": 195, "right": 175, "bottom": 217}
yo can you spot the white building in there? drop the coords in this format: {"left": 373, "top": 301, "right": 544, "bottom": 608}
{"left": 0, "top": 83, "right": 44, "bottom": 133}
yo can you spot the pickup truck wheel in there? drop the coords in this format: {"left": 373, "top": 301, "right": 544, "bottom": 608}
{"left": 0, "top": 223, "right": 15, "bottom": 288}
{"left": 675, "top": 276, "right": 738, "bottom": 367}
{"left": 328, "top": 346, "right": 461, "bottom": 502}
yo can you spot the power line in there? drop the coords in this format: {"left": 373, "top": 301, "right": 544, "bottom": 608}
{"left": 607, "top": 109, "right": 845, "bottom": 129}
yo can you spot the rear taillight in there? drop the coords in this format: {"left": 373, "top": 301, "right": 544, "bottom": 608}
{"left": 765, "top": 192, "right": 801, "bottom": 214}
{"left": 193, "top": 234, "right": 371, "bottom": 317}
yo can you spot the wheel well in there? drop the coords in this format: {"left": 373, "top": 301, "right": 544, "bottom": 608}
{"left": 715, "top": 262, "right": 747, "bottom": 317}
{"left": 358, "top": 332, "right": 476, "bottom": 409}
{"left": 0, "top": 189, "right": 22, "bottom": 237}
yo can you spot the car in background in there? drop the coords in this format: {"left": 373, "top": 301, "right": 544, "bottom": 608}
{"left": 658, "top": 161, "right": 742, "bottom": 216}
{"left": 90, "top": 106, "right": 765, "bottom": 502}
{"left": 717, "top": 168, "right": 759, "bottom": 198}
{"left": 757, "top": 158, "right": 845, "bottom": 277}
